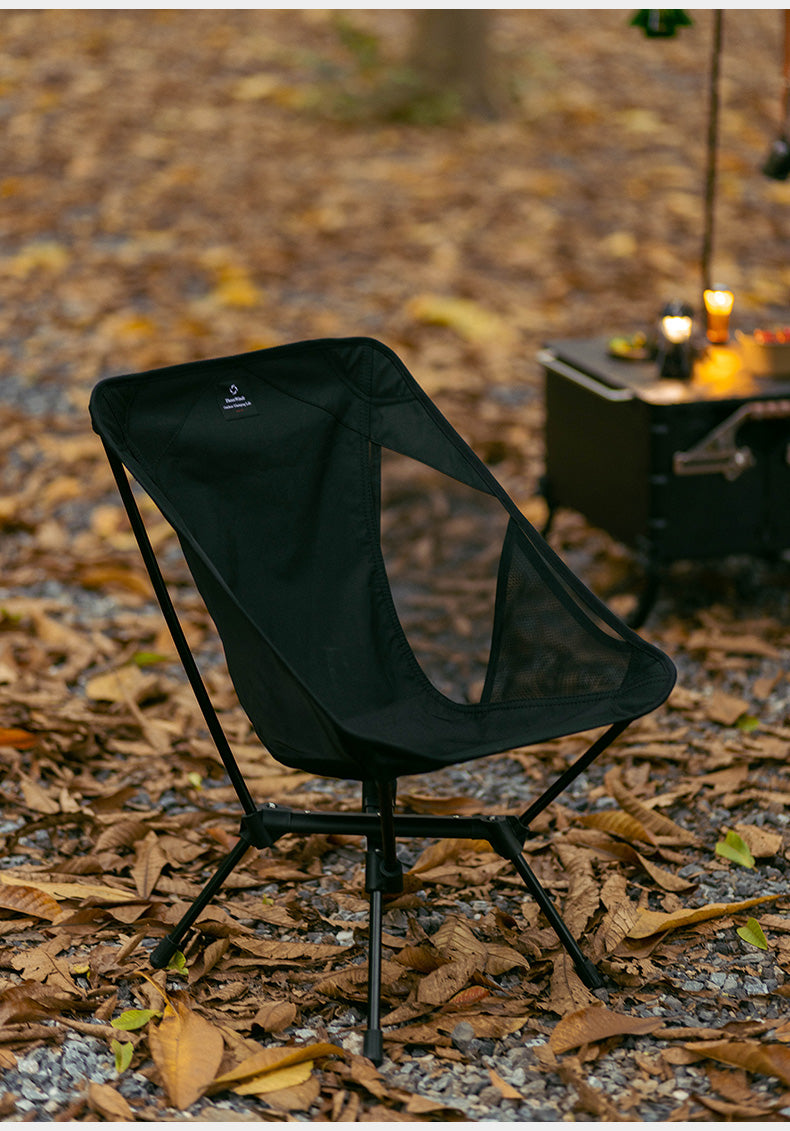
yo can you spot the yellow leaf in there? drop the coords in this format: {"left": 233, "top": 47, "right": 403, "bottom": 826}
{"left": 210, "top": 1042, "right": 342, "bottom": 1092}
{"left": 488, "top": 1067, "right": 523, "bottom": 1100}
{"left": 577, "top": 809, "right": 654, "bottom": 844}
{"left": 601, "top": 230, "right": 637, "bottom": 258}
{"left": 628, "top": 894, "right": 785, "bottom": 940}
{"left": 407, "top": 293, "right": 513, "bottom": 346}
{"left": 232, "top": 1059, "right": 314, "bottom": 1096}
{"left": 111, "top": 1040, "right": 135, "bottom": 1074}
{"left": 604, "top": 769, "right": 698, "bottom": 845}
{"left": 208, "top": 266, "right": 261, "bottom": 309}
{"left": 148, "top": 998, "right": 225, "bottom": 1110}
{"left": 232, "top": 73, "right": 280, "bottom": 101}
{"left": 3, "top": 240, "right": 69, "bottom": 277}
{"left": 79, "top": 564, "right": 153, "bottom": 598}
{"left": 617, "top": 107, "right": 665, "bottom": 134}
{"left": 0, "top": 871, "right": 141, "bottom": 904}
{"left": 259, "top": 1077, "right": 321, "bottom": 1113}
{"left": 111, "top": 1008, "right": 161, "bottom": 1031}
{"left": 737, "top": 917, "right": 769, "bottom": 950}
{"left": 100, "top": 312, "right": 159, "bottom": 344}
{"left": 0, "top": 881, "right": 61, "bottom": 921}
{"left": 85, "top": 664, "right": 160, "bottom": 705}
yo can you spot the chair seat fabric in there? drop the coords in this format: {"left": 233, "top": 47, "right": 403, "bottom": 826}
{"left": 90, "top": 337, "right": 675, "bottom": 780}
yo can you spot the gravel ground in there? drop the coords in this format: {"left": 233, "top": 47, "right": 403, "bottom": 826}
{"left": 1, "top": 396, "right": 789, "bottom": 1121}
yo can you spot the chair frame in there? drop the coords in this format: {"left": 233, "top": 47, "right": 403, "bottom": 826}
{"left": 104, "top": 441, "right": 630, "bottom": 1064}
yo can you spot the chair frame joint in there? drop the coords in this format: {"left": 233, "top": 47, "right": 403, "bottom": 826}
{"left": 484, "top": 814, "right": 529, "bottom": 860}
{"left": 239, "top": 805, "right": 292, "bottom": 850}
{"left": 365, "top": 847, "right": 404, "bottom": 895}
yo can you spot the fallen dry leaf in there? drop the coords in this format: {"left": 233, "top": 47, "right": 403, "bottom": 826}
{"left": 0, "top": 872, "right": 141, "bottom": 904}
{"left": 148, "top": 995, "right": 225, "bottom": 1110}
{"left": 0, "top": 881, "right": 61, "bottom": 922}
{"left": 84, "top": 663, "right": 162, "bottom": 704}
{"left": 604, "top": 769, "right": 698, "bottom": 845}
{"left": 417, "top": 956, "right": 478, "bottom": 1005}
{"left": 685, "top": 1039, "right": 790, "bottom": 1088}
{"left": 231, "top": 1059, "right": 314, "bottom": 1096}
{"left": 87, "top": 1081, "right": 135, "bottom": 1121}
{"left": 702, "top": 689, "right": 752, "bottom": 725}
{"left": 210, "top": 1042, "right": 343, "bottom": 1094}
{"left": 628, "top": 894, "right": 786, "bottom": 940}
{"left": 488, "top": 1067, "right": 523, "bottom": 1100}
{"left": 0, "top": 727, "right": 37, "bottom": 749}
{"left": 251, "top": 1001, "right": 298, "bottom": 1034}
{"left": 550, "top": 1003, "right": 666, "bottom": 1053}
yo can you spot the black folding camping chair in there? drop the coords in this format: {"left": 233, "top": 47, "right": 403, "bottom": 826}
{"left": 89, "top": 336, "right": 676, "bottom": 1063}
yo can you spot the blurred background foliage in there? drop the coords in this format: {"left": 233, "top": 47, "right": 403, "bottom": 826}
{"left": 1, "top": 8, "right": 788, "bottom": 451}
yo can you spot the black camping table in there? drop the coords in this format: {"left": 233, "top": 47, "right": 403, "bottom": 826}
{"left": 539, "top": 337, "right": 790, "bottom": 625}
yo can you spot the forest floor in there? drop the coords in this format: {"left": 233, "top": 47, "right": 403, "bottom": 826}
{"left": 1, "top": 8, "right": 790, "bottom": 1123}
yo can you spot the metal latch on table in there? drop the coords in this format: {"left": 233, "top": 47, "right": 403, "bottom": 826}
{"left": 673, "top": 399, "right": 790, "bottom": 480}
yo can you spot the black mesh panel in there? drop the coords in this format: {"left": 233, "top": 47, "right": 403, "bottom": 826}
{"left": 484, "top": 520, "right": 631, "bottom": 703}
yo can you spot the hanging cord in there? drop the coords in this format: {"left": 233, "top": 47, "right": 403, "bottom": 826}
{"left": 781, "top": 9, "right": 790, "bottom": 136}
{"left": 701, "top": 10, "right": 724, "bottom": 298}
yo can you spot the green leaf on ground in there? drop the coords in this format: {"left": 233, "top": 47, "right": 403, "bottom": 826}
{"left": 715, "top": 830, "right": 755, "bottom": 869}
{"left": 111, "top": 1039, "right": 135, "bottom": 1073}
{"left": 737, "top": 917, "right": 768, "bottom": 950}
{"left": 111, "top": 1008, "right": 161, "bottom": 1031}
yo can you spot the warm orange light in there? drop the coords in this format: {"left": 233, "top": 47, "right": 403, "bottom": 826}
{"left": 703, "top": 288, "right": 734, "bottom": 344}
{"left": 694, "top": 345, "right": 742, "bottom": 392}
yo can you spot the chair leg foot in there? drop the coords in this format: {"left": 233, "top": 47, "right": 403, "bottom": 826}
{"left": 576, "top": 957, "right": 606, "bottom": 991}
{"left": 362, "top": 1028, "right": 384, "bottom": 1065}
{"left": 149, "top": 835, "right": 250, "bottom": 970}
{"left": 150, "top": 934, "right": 183, "bottom": 970}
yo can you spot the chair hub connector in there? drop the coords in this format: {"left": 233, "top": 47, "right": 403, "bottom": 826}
{"left": 365, "top": 848, "right": 404, "bottom": 894}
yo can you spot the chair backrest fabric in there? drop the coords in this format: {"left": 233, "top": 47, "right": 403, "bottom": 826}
{"left": 90, "top": 337, "right": 675, "bottom": 780}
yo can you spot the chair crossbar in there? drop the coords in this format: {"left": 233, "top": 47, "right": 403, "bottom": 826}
{"left": 151, "top": 799, "right": 605, "bottom": 1037}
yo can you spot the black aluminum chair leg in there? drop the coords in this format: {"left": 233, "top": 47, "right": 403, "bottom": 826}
{"left": 361, "top": 781, "right": 401, "bottom": 1064}
{"left": 150, "top": 835, "right": 250, "bottom": 969}
{"left": 363, "top": 888, "right": 385, "bottom": 1064}
{"left": 510, "top": 849, "right": 605, "bottom": 990}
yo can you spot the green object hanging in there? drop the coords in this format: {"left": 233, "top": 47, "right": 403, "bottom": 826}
{"left": 630, "top": 10, "right": 693, "bottom": 38}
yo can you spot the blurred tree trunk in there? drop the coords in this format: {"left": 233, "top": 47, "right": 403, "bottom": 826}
{"left": 408, "top": 11, "right": 500, "bottom": 118}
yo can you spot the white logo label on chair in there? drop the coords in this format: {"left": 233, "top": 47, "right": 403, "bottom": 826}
{"left": 217, "top": 380, "right": 258, "bottom": 420}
